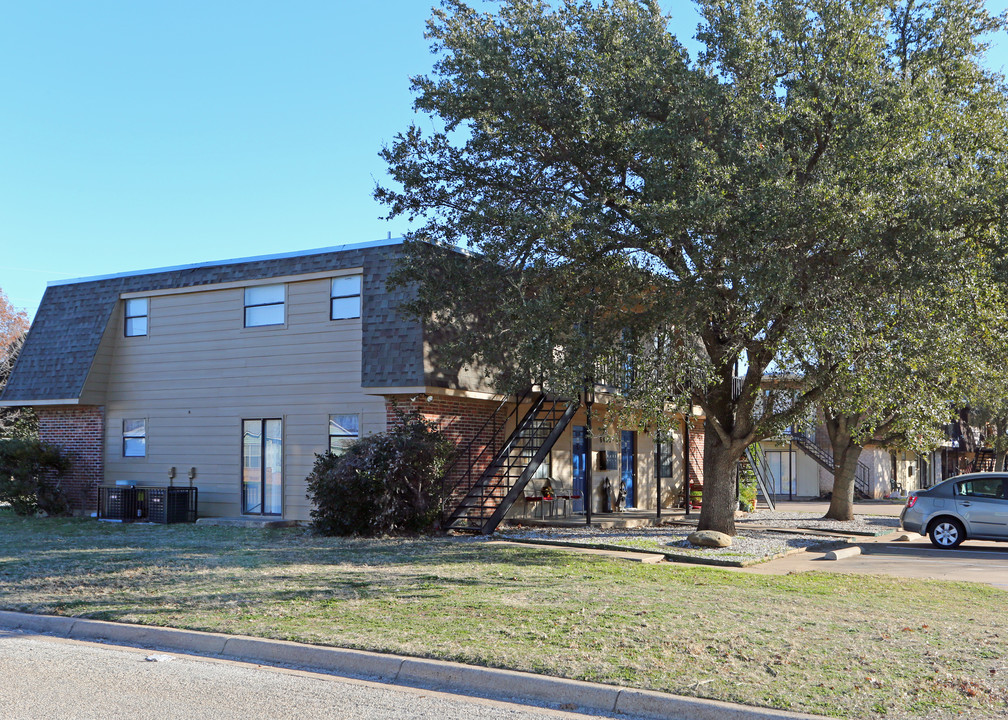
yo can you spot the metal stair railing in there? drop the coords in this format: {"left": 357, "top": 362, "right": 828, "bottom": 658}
{"left": 854, "top": 462, "right": 871, "bottom": 498}
{"left": 439, "top": 386, "right": 536, "bottom": 514}
{"left": 443, "top": 397, "right": 576, "bottom": 532}
{"left": 444, "top": 395, "right": 578, "bottom": 534}
{"left": 789, "top": 430, "right": 871, "bottom": 498}
{"left": 744, "top": 442, "right": 777, "bottom": 511}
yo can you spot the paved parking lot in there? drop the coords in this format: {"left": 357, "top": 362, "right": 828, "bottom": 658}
{"left": 742, "top": 532, "right": 1008, "bottom": 590}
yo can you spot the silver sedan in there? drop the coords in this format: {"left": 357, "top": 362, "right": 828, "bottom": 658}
{"left": 901, "top": 472, "right": 1008, "bottom": 548}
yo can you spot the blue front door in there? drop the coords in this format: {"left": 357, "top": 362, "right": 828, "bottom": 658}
{"left": 572, "top": 426, "right": 586, "bottom": 513}
{"left": 621, "top": 430, "right": 635, "bottom": 508}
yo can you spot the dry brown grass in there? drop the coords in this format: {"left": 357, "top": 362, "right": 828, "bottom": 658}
{"left": 1, "top": 512, "right": 1006, "bottom": 719}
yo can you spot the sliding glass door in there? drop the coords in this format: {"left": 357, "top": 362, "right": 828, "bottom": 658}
{"left": 242, "top": 419, "right": 282, "bottom": 515}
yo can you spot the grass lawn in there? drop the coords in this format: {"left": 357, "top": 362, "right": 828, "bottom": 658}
{"left": 1, "top": 512, "right": 1006, "bottom": 720}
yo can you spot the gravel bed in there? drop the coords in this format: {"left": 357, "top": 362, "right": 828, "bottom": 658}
{"left": 735, "top": 510, "right": 900, "bottom": 535}
{"left": 496, "top": 524, "right": 832, "bottom": 563}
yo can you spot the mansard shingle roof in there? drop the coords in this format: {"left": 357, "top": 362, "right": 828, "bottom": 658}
{"left": 0, "top": 239, "right": 425, "bottom": 403}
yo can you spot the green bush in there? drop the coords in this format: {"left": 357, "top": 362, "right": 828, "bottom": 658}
{"left": 739, "top": 465, "right": 757, "bottom": 512}
{"left": 306, "top": 409, "right": 455, "bottom": 536}
{"left": 0, "top": 439, "right": 73, "bottom": 516}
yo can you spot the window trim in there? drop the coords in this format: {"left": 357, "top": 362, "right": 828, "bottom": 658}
{"left": 330, "top": 274, "right": 362, "bottom": 321}
{"left": 124, "top": 298, "right": 149, "bottom": 337}
{"left": 328, "top": 413, "right": 360, "bottom": 454}
{"left": 241, "top": 417, "right": 284, "bottom": 516}
{"left": 243, "top": 284, "right": 286, "bottom": 328}
{"left": 122, "top": 418, "right": 147, "bottom": 458}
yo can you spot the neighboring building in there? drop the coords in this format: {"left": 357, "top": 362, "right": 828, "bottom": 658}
{"left": 757, "top": 427, "right": 939, "bottom": 500}
{"left": 0, "top": 238, "right": 696, "bottom": 527}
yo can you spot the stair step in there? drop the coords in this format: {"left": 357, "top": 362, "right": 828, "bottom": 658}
{"left": 444, "top": 398, "right": 578, "bottom": 535}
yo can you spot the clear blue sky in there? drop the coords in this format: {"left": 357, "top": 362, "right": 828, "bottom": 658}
{"left": 1, "top": 1, "right": 1006, "bottom": 318}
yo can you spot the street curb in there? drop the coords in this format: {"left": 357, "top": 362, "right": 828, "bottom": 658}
{"left": 0, "top": 610, "right": 828, "bottom": 720}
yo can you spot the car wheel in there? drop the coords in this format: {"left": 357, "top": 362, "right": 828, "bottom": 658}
{"left": 929, "top": 518, "right": 965, "bottom": 548}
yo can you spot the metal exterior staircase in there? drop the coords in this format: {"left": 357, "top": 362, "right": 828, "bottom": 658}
{"left": 744, "top": 442, "right": 777, "bottom": 511}
{"left": 788, "top": 431, "right": 871, "bottom": 498}
{"left": 443, "top": 394, "right": 578, "bottom": 534}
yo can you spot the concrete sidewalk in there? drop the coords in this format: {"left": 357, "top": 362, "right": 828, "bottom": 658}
{"left": 767, "top": 499, "right": 906, "bottom": 516}
{"left": 0, "top": 610, "right": 825, "bottom": 720}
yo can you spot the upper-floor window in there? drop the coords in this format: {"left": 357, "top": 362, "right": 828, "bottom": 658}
{"left": 330, "top": 275, "right": 362, "bottom": 320}
{"left": 244, "top": 284, "right": 285, "bottom": 327}
{"left": 124, "top": 298, "right": 148, "bottom": 337}
{"left": 123, "top": 419, "right": 146, "bottom": 457}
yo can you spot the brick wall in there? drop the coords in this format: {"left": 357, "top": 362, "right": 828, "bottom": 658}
{"left": 385, "top": 394, "right": 503, "bottom": 498}
{"left": 687, "top": 420, "right": 705, "bottom": 486}
{"left": 37, "top": 406, "right": 104, "bottom": 515}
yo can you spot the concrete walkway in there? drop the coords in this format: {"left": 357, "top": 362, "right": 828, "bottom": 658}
{"left": 769, "top": 499, "right": 906, "bottom": 516}
{"left": 506, "top": 499, "right": 907, "bottom": 531}
{"left": 0, "top": 610, "right": 824, "bottom": 720}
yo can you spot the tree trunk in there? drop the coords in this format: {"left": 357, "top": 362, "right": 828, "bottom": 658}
{"left": 696, "top": 424, "right": 743, "bottom": 535}
{"left": 824, "top": 417, "right": 863, "bottom": 522}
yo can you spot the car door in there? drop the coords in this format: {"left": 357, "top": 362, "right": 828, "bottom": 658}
{"left": 954, "top": 476, "right": 1008, "bottom": 539}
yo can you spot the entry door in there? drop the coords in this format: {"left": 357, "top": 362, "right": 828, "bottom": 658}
{"left": 621, "top": 430, "right": 636, "bottom": 508}
{"left": 572, "top": 426, "right": 586, "bottom": 513}
{"left": 242, "top": 419, "right": 283, "bottom": 516}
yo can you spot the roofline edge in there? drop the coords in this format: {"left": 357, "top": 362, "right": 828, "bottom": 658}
{"left": 0, "top": 398, "right": 81, "bottom": 407}
{"left": 48, "top": 237, "right": 405, "bottom": 288}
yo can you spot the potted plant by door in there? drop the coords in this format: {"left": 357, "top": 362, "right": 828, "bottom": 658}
{"left": 689, "top": 482, "right": 703, "bottom": 509}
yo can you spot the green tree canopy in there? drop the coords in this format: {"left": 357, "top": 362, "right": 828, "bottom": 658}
{"left": 379, "top": 0, "right": 1008, "bottom": 534}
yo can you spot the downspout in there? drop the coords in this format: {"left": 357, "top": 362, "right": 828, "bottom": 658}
{"left": 656, "top": 431, "right": 662, "bottom": 521}
{"left": 684, "top": 417, "right": 691, "bottom": 517}
{"left": 585, "top": 392, "right": 593, "bottom": 526}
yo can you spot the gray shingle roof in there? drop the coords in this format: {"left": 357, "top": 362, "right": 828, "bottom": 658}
{"left": 1, "top": 240, "right": 425, "bottom": 403}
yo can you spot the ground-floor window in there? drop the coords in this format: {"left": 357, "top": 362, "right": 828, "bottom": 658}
{"left": 329, "top": 414, "right": 360, "bottom": 454}
{"left": 658, "top": 433, "right": 674, "bottom": 479}
{"left": 122, "top": 419, "right": 147, "bottom": 457}
{"left": 242, "top": 418, "right": 282, "bottom": 515}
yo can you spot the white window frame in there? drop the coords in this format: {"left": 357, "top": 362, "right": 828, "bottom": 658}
{"left": 330, "top": 275, "right": 362, "bottom": 320}
{"left": 123, "top": 419, "right": 147, "bottom": 458}
{"left": 124, "top": 298, "right": 148, "bottom": 337}
{"left": 329, "top": 413, "right": 360, "bottom": 454}
{"left": 244, "top": 284, "right": 286, "bottom": 327}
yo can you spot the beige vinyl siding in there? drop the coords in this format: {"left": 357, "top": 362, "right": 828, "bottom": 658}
{"left": 634, "top": 425, "right": 685, "bottom": 510}
{"left": 94, "top": 276, "right": 383, "bottom": 521}
{"left": 78, "top": 303, "right": 122, "bottom": 406}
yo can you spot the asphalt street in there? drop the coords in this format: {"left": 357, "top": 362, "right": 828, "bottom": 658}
{"left": 0, "top": 631, "right": 635, "bottom": 720}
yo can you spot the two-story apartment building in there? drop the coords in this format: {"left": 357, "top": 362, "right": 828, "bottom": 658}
{"left": 0, "top": 238, "right": 698, "bottom": 527}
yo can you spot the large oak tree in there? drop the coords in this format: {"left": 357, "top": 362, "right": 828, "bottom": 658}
{"left": 379, "top": 0, "right": 1008, "bottom": 534}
